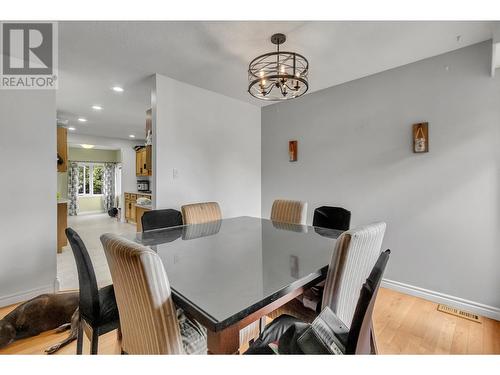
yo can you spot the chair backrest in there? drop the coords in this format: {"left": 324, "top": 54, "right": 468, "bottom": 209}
{"left": 141, "top": 209, "right": 183, "bottom": 232}
{"left": 271, "top": 220, "right": 308, "bottom": 233}
{"left": 346, "top": 249, "right": 390, "bottom": 354}
{"left": 65, "top": 228, "right": 101, "bottom": 324}
{"left": 181, "top": 202, "right": 222, "bottom": 225}
{"left": 182, "top": 220, "right": 222, "bottom": 240}
{"left": 322, "top": 222, "right": 386, "bottom": 328}
{"left": 313, "top": 206, "right": 351, "bottom": 231}
{"left": 270, "top": 199, "right": 308, "bottom": 225}
{"left": 100, "top": 233, "right": 184, "bottom": 354}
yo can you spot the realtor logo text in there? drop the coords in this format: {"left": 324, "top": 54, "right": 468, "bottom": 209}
{"left": 0, "top": 22, "right": 58, "bottom": 89}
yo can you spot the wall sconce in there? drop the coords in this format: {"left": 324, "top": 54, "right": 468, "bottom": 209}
{"left": 289, "top": 140, "right": 298, "bottom": 162}
{"left": 413, "top": 123, "right": 429, "bottom": 153}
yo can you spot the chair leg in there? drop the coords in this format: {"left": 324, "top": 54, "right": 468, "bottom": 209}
{"left": 76, "top": 319, "right": 83, "bottom": 355}
{"left": 90, "top": 328, "right": 99, "bottom": 355}
{"left": 117, "top": 324, "right": 122, "bottom": 341}
{"left": 370, "top": 328, "right": 378, "bottom": 354}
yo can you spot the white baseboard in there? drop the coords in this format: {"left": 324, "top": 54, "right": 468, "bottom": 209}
{"left": 381, "top": 278, "right": 500, "bottom": 321}
{"left": 0, "top": 284, "right": 55, "bottom": 308}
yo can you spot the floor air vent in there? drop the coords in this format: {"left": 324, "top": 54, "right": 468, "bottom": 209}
{"left": 437, "top": 304, "right": 481, "bottom": 323}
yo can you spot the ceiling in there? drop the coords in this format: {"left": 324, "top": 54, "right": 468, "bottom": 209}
{"left": 57, "top": 21, "right": 498, "bottom": 140}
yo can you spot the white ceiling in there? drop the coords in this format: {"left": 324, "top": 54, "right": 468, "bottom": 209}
{"left": 57, "top": 21, "right": 498, "bottom": 140}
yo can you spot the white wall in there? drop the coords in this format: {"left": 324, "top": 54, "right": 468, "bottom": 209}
{"left": 261, "top": 41, "right": 500, "bottom": 319}
{"left": 67, "top": 134, "right": 141, "bottom": 218}
{"left": 0, "top": 90, "right": 57, "bottom": 307}
{"left": 152, "top": 74, "right": 261, "bottom": 218}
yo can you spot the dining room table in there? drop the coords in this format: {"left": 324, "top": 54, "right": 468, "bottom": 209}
{"left": 124, "top": 215, "right": 342, "bottom": 354}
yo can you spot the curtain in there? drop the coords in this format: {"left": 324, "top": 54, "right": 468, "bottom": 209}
{"left": 67, "top": 162, "right": 79, "bottom": 216}
{"left": 103, "top": 163, "right": 116, "bottom": 212}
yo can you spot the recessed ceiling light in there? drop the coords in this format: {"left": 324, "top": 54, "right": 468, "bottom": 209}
{"left": 92, "top": 105, "right": 103, "bottom": 110}
{"left": 78, "top": 118, "right": 87, "bottom": 122}
{"left": 68, "top": 127, "right": 76, "bottom": 131}
{"left": 129, "top": 134, "right": 135, "bottom": 138}
{"left": 112, "top": 86, "right": 124, "bottom": 92}
{"left": 81, "top": 144, "right": 95, "bottom": 149}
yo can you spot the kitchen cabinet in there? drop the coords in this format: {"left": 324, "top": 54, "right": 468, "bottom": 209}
{"left": 136, "top": 146, "right": 152, "bottom": 176}
{"left": 57, "top": 127, "right": 67, "bottom": 172}
{"left": 57, "top": 201, "right": 68, "bottom": 253}
{"left": 125, "top": 193, "right": 137, "bottom": 223}
{"left": 135, "top": 205, "right": 151, "bottom": 232}
{"left": 124, "top": 192, "right": 151, "bottom": 224}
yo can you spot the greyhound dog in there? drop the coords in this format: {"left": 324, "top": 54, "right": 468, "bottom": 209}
{"left": 0, "top": 292, "right": 80, "bottom": 354}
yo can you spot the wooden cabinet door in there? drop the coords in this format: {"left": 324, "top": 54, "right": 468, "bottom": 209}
{"left": 57, "top": 127, "right": 68, "bottom": 172}
{"left": 136, "top": 147, "right": 151, "bottom": 176}
{"left": 130, "top": 202, "right": 136, "bottom": 222}
{"left": 140, "top": 149, "right": 146, "bottom": 176}
{"left": 125, "top": 199, "right": 131, "bottom": 220}
{"left": 145, "top": 145, "right": 152, "bottom": 176}
{"left": 137, "top": 148, "right": 148, "bottom": 176}
{"left": 136, "top": 150, "right": 142, "bottom": 176}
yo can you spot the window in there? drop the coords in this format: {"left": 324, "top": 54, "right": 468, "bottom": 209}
{"left": 78, "top": 163, "right": 104, "bottom": 196}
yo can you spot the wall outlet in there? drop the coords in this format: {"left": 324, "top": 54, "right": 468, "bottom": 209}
{"left": 173, "top": 168, "right": 179, "bottom": 179}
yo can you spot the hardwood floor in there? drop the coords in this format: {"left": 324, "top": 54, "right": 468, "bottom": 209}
{"left": 1, "top": 287, "right": 498, "bottom": 355}
{"left": 373, "top": 288, "right": 500, "bottom": 354}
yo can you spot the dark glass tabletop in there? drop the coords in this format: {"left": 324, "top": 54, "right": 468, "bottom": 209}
{"left": 125, "top": 216, "right": 342, "bottom": 331}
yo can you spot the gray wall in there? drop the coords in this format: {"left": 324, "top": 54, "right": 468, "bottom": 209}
{"left": 153, "top": 74, "right": 261, "bottom": 218}
{"left": 0, "top": 89, "right": 57, "bottom": 306}
{"left": 262, "top": 41, "right": 500, "bottom": 311}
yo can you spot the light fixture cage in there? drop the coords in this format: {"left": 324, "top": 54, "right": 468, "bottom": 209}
{"left": 248, "top": 34, "right": 309, "bottom": 101}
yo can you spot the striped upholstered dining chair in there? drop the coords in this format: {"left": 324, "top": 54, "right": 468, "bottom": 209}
{"left": 181, "top": 202, "right": 222, "bottom": 225}
{"left": 100, "top": 233, "right": 207, "bottom": 355}
{"left": 270, "top": 199, "right": 308, "bottom": 225}
{"left": 267, "top": 222, "right": 387, "bottom": 328}
{"left": 320, "top": 222, "right": 386, "bottom": 327}
{"left": 246, "top": 249, "right": 391, "bottom": 355}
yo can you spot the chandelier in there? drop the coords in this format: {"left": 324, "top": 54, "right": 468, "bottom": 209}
{"left": 248, "top": 33, "right": 309, "bottom": 101}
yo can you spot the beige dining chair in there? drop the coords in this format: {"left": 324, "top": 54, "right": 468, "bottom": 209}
{"left": 100, "top": 233, "right": 207, "bottom": 354}
{"left": 270, "top": 199, "right": 308, "bottom": 225}
{"left": 268, "top": 222, "right": 387, "bottom": 328}
{"left": 321, "top": 222, "right": 386, "bottom": 327}
{"left": 181, "top": 202, "right": 222, "bottom": 225}
{"left": 182, "top": 220, "right": 222, "bottom": 240}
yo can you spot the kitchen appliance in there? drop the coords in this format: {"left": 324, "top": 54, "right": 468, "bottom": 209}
{"left": 137, "top": 180, "right": 150, "bottom": 192}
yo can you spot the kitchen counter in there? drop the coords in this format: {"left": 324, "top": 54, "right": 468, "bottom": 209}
{"left": 135, "top": 204, "right": 152, "bottom": 210}
{"left": 57, "top": 198, "right": 70, "bottom": 204}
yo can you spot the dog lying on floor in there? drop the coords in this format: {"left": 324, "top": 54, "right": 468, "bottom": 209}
{"left": 0, "top": 292, "right": 80, "bottom": 354}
